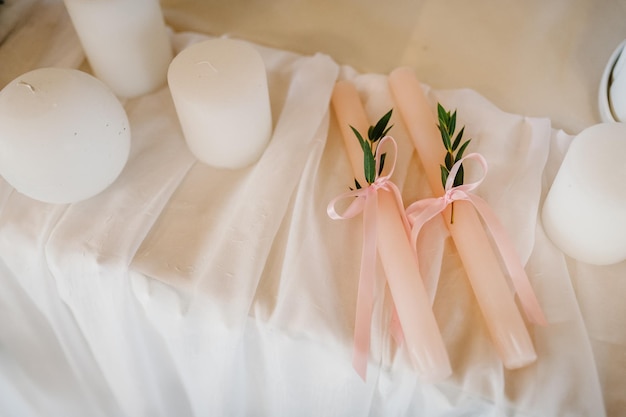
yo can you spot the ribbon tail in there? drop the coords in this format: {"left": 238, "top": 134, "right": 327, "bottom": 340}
{"left": 406, "top": 198, "right": 449, "bottom": 304}
{"left": 383, "top": 183, "right": 406, "bottom": 345}
{"left": 416, "top": 217, "right": 449, "bottom": 306}
{"left": 389, "top": 304, "right": 404, "bottom": 346}
{"left": 470, "top": 195, "right": 548, "bottom": 326}
{"left": 352, "top": 191, "right": 378, "bottom": 380}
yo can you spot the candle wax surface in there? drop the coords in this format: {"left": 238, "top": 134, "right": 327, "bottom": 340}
{"left": 376, "top": 190, "right": 452, "bottom": 381}
{"left": 389, "top": 67, "right": 537, "bottom": 369}
{"left": 543, "top": 122, "right": 626, "bottom": 265}
{"left": 0, "top": 68, "right": 130, "bottom": 204}
{"left": 168, "top": 38, "right": 272, "bottom": 169}
{"left": 63, "top": 0, "right": 172, "bottom": 98}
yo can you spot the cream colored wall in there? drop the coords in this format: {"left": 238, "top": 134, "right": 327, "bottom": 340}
{"left": 159, "top": 0, "right": 626, "bottom": 134}
{"left": 2, "top": 0, "right": 626, "bottom": 133}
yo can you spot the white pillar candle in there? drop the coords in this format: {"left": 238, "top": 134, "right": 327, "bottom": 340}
{"left": 542, "top": 122, "right": 626, "bottom": 265}
{"left": 167, "top": 38, "right": 273, "bottom": 169}
{"left": 63, "top": 0, "right": 172, "bottom": 98}
{"left": 0, "top": 68, "right": 130, "bottom": 204}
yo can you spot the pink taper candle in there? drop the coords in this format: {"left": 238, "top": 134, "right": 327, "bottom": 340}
{"left": 331, "top": 81, "right": 451, "bottom": 380}
{"left": 388, "top": 67, "right": 537, "bottom": 369}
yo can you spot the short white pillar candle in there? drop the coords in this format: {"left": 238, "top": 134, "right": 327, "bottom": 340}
{"left": 0, "top": 68, "right": 131, "bottom": 204}
{"left": 167, "top": 38, "right": 273, "bottom": 169}
{"left": 542, "top": 123, "right": 626, "bottom": 265}
{"left": 63, "top": 0, "right": 172, "bottom": 98}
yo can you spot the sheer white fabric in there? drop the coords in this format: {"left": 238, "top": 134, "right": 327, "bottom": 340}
{"left": 0, "top": 20, "right": 622, "bottom": 417}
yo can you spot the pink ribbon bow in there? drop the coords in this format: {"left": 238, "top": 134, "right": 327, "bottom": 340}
{"left": 405, "top": 153, "right": 547, "bottom": 326}
{"left": 327, "top": 136, "right": 406, "bottom": 379}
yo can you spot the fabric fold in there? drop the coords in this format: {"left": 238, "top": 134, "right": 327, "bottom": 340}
{"left": 0, "top": 27, "right": 614, "bottom": 417}
{"left": 130, "top": 34, "right": 340, "bottom": 415}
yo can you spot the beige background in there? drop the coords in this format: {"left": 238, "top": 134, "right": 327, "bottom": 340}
{"left": 1, "top": 1, "right": 626, "bottom": 415}
{"left": 2, "top": 0, "right": 626, "bottom": 133}
{"left": 160, "top": 0, "right": 626, "bottom": 134}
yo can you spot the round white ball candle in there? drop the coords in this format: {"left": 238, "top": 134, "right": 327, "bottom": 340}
{"left": 0, "top": 68, "right": 130, "bottom": 204}
{"left": 542, "top": 123, "right": 626, "bottom": 265}
{"left": 63, "top": 0, "right": 172, "bottom": 98}
{"left": 167, "top": 38, "right": 273, "bottom": 169}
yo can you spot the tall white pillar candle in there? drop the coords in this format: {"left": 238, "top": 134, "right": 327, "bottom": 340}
{"left": 167, "top": 38, "right": 273, "bottom": 169}
{"left": 0, "top": 68, "right": 130, "bottom": 204}
{"left": 63, "top": 0, "right": 172, "bottom": 98}
{"left": 543, "top": 122, "right": 626, "bottom": 265}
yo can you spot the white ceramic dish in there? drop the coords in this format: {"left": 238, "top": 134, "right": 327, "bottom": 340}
{"left": 598, "top": 39, "right": 626, "bottom": 123}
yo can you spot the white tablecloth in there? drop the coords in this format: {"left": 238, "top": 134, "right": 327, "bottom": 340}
{"left": 1, "top": 1, "right": 625, "bottom": 416}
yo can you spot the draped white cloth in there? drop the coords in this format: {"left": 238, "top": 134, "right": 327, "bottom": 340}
{"left": 1, "top": 10, "right": 625, "bottom": 417}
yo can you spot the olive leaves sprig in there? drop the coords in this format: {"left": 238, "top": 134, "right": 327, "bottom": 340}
{"left": 437, "top": 103, "right": 471, "bottom": 223}
{"left": 437, "top": 103, "right": 471, "bottom": 189}
{"left": 350, "top": 109, "right": 393, "bottom": 190}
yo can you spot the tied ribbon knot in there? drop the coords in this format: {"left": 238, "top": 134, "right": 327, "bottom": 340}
{"left": 327, "top": 136, "right": 405, "bottom": 380}
{"left": 406, "top": 153, "right": 547, "bottom": 326}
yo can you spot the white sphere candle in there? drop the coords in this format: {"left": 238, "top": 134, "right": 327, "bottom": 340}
{"left": 167, "top": 38, "right": 273, "bottom": 169}
{"left": 0, "top": 68, "right": 130, "bottom": 204}
{"left": 542, "top": 123, "right": 626, "bottom": 265}
{"left": 63, "top": 0, "right": 172, "bottom": 98}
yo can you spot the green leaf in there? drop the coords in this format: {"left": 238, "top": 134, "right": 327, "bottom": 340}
{"left": 378, "top": 152, "right": 387, "bottom": 175}
{"left": 452, "top": 126, "right": 465, "bottom": 150}
{"left": 453, "top": 165, "right": 465, "bottom": 187}
{"left": 382, "top": 125, "right": 393, "bottom": 137}
{"left": 363, "top": 145, "right": 376, "bottom": 184}
{"left": 437, "top": 104, "right": 446, "bottom": 125}
{"left": 351, "top": 126, "right": 366, "bottom": 148}
{"left": 445, "top": 152, "right": 454, "bottom": 170}
{"left": 449, "top": 110, "right": 457, "bottom": 139}
{"left": 455, "top": 139, "right": 471, "bottom": 162}
{"left": 438, "top": 124, "right": 451, "bottom": 150}
{"left": 440, "top": 164, "right": 449, "bottom": 188}
{"left": 367, "top": 125, "right": 374, "bottom": 141}
{"left": 370, "top": 109, "right": 393, "bottom": 141}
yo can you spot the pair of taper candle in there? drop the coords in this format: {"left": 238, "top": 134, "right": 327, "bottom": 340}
{"left": 332, "top": 68, "right": 545, "bottom": 379}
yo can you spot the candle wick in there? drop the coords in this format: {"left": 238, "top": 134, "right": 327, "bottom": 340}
{"left": 18, "top": 81, "right": 36, "bottom": 93}
{"left": 197, "top": 60, "right": 218, "bottom": 73}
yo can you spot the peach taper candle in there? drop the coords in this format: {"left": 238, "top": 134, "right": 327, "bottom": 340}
{"left": 329, "top": 80, "right": 451, "bottom": 381}
{"left": 389, "top": 67, "right": 546, "bottom": 370}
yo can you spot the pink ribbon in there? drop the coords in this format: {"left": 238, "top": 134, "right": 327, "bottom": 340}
{"left": 327, "top": 136, "right": 406, "bottom": 380}
{"left": 405, "top": 153, "right": 547, "bottom": 326}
